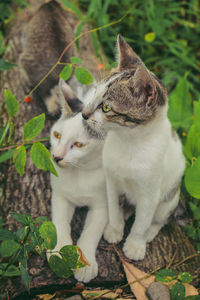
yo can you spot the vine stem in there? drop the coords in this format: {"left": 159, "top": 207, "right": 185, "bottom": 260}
{"left": 23, "top": 4, "right": 133, "bottom": 101}
{"left": 0, "top": 137, "right": 50, "bottom": 152}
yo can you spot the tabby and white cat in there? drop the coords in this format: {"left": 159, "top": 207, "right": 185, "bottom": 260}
{"left": 50, "top": 79, "right": 107, "bottom": 282}
{"left": 82, "top": 35, "right": 185, "bottom": 261}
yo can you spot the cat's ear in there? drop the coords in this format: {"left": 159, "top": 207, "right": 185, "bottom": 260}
{"left": 133, "top": 65, "right": 156, "bottom": 106}
{"left": 59, "top": 79, "right": 84, "bottom": 117}
{"left": 117, "top": 34, "right": 143, "bottom": 70}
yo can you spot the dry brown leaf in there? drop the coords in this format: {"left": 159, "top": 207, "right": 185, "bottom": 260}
{"left": 36, "top": 293, "right": 56, "bottom": 300}
{"left": 122, "top": 259, "right": 155, "bottom": 300}
{"left": 82, "top": 288, "right": 121, "bottom": 299}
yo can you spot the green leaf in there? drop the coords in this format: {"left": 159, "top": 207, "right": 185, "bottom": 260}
{"left": 188, "top": 202, "right": 200, "bottom": 221}
{"left": 24, "top": 113, "right": 45, "bottom": 141}
{"left": 60, "top": 0, "right": 83, "bottom": 20}
{"left": 34, "top": 216, "right": 49, "bottom": 223}
{"left": 168, "top": 76, "right": 193, "bottom": 131}
{"left": 48, "top": 255, "right": 73, "bottom": 278}
{"left": 16, "top": 226, "right": 28, "bottom": 241}
{"left": 4, "top": 90, "right": 18, "bottom": 118}
{"left": 60, "top": 245, "right": 88, "bottom": 269}
{"left": 185, "top": 157, "right": 200, "bottom": 198}
{"left": 30, "top": 142, "right": 58, "bottom": 176}
{"left": 39, "top": 221, "right": 57, "bottom": 250}
{"left": 59, "top": 64, "right": 73, "bottom": 80}
{"left": 171, "top": 282, "right": 185, "bottom": 300}
{"left": 20, "top": 265, "right": 31, "bottom": 291}
{"left": 0, "top": 229, "right": 15, "bottom": 241}
{"left": 193, "top": 101, "right": 200, "bottom": 133}
{"left": 7, "top": 121, "right": 15, "bottom": 144}
{"left": 178, "top": 272, "right": 193, "bottom": 283}
{"left": 70, "top": 56, "right": 83, "bottom": 64}
{"left": 75, "top": 67, "right": 93, "bottom": 85}
{"left": 185, "top": 125, "right": 200, "bottom": 160}
{"left": 0, "top": 240, "right": 20, "bottom": 258}
{"left": 0, "top": 148, "right": 15, "bottom": 163}
{"left": 0, "top": 264, "right": 20, "bottom": 277}
{"left": 13, "top": 145, "right": 26, "bottom": 175}
{"left": 144, "top": 32, "right": 156, "bottom": 42}
{"left": 0, "top": 59, "right": 16, "bottom": 71}
{"left": 10, "top": 212, "right": 32, "bottom": 225}
{"left": 155, "top": 268, "right": 176, "bottom": 282}
{"left": 75, "top": 21, "right": 83, "bottom": 50}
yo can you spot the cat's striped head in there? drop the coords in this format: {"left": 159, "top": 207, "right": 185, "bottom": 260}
{"left": 82, "top": 35, "right": 167, "bottom": 134}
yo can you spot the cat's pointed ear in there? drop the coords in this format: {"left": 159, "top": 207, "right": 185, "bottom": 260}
{"left": 59, "top": 79, "right": 84, "bottom": 117}
{"left": 134, "top": 65, "right": 157, "bottom": 105}
{"left": 117, "top": 34, "right": 142, "bottom": 70}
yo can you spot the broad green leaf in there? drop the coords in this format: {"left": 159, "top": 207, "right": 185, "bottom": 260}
{"left": 8, "top": 121, "right": 15, "bottom": 144}
{"left": 178, "top": 272, "right": 193, "bottom": 283}
{"left": 0, "top": 264, "right": 20, "bottom": 277}
{"left": 0, "top": 59, "right": 16, "bottom": 71}
{"left": 185, "top": 157, "right": 200, "bottom": 198}
{"left": 193, "top": 101, "right": 200, "bottom": 133}
{"left": 155, "top": 268, "right": 176, "bottom": 282}
{"left": 20, "top": 265, "right": 31, "bottom": 291}
{"left": 24, "top": 113, "right": 45, "bottom": 141}
{"left": 171, "top": 282, "right": 185, "bottom": 300}
{"left": 30, "top": 142, "right": 58, "bottom": 176}
{"left": 48, "top": 255, "right": 73, "bottom": 278}
{"left": 75, "top": 67, "right": 93, "bottom": 85}
{"left": 13, "top": 145, "right": 26, "bottom": 175}
{"left": 0, "top": 148, "right": 15, "bottom": 163}
{"left": 185, "top": 125, "right": 200, "bottom": 160}
{"left": 188, "top": 202, "right": 200, "bottom": 221}
{"left": 16, "top": 226, "right": 28, "bottom": 241}
{"left": 59, "top": 64, "right": 73, "bottom": 80}
{"left": 4, "top": 89, "right": 18, "bottom": 117}
{"left": 145, "top": 32, "right": 156, "bottom": 42}
{"left": 0, "top": 240, "right": 20, "bottom": 258}
{"left": 34, "top": 216, "right": 49, "bottom": 223}
{"left": 39, "top": 221, "right": 57, "bottom": 250}
{"left": 0, "top": 229, "right": 15, "bottom": 241}
{"left": 183, "top": 225, "right": 197, "bottom": 240}
{"left": 185, "top": 296, "right": 200, "bottom": 300}
{"left": 168, "top": 77, "right": 193, "bottom": 131}
{"left": 10, "top": 212, "right": 32, "bottom": 225}
{"left": 60, "top": 245, "right": 89, "bottom": 269}
{"left": 70, "top": 56, "right": 83, "bottom": 64}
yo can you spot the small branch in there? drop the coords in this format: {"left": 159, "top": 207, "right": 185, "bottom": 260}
{"left": 172, "top": 252, "right": 200, "bottom": 269}
{"left": 0, "top": 137, "right": 50, "bottom": 152}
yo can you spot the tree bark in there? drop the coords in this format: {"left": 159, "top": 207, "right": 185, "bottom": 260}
{"left": 0, "top": 1, "right": 199, "bottom": 299}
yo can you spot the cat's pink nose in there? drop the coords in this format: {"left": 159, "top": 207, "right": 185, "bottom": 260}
{"left": 53, "top": 155, "right": 63, "bottom": 163}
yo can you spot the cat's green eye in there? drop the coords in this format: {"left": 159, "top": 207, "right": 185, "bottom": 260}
{"left": 102, "top": 103, "right": 112, "bottom": 113}
{"left": 54, "top": 131, "right": 61, "bottom": 139}
{"left": 74, "top": 142, "right": 85, "bottom": 148}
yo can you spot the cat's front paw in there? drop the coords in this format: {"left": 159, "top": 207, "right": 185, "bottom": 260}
{"left": 104, "top": 224, "right": 124, "bottom": 243}
{"left": 123, "top": 238, "right": 146, "bottom": 261}
{"left": 74, "top": 260, "right": 98, "bottom": 283}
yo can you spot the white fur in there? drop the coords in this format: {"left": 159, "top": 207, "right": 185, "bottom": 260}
{"left": 85, "top": 79, "right": 185, "bottom": 261}
{"left": 49, "top": 83, "right": 107, "bottom": 282}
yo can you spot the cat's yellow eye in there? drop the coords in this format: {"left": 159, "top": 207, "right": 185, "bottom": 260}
{"left": 74, "top": 142, "right": 85, "bottom": 148}
{"left": 53, "top": 131, "right": 61, "bottom": 139}
{"left": 102, "top": 103, "right": 112, "bottom": 113}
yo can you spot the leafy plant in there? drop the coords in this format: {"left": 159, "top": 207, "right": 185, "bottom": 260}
{"left": 155, "top": 269, "right": 199, "bottom": 300}
{"left": 0, "top": 0, "right": 29, "bottom": 71}
{"left": 0, "top": 213, "right": 87, "bottom": 291}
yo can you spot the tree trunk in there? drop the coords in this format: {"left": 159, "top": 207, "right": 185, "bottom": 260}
{"left": 0, "top": 1, "right": 199, "bottom": 299}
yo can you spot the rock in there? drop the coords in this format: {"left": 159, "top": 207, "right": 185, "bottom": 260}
{"left": 146, "top": 282, "right": 171, "bottom": 300}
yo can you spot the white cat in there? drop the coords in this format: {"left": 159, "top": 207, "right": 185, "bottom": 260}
{"left": 49, "top": 80, "right": 107, "bottom": 282}
{"left": 81, "top": 35, "right": 185, "bottom": 261}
